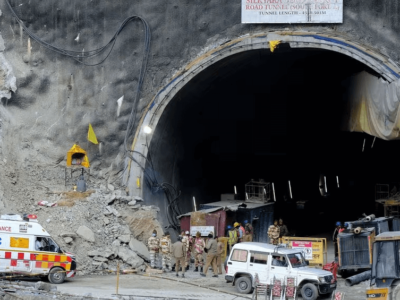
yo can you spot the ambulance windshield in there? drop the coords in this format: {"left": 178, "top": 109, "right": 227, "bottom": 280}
{"left": 36, "top": 237, "right": 62, "bottom": 253}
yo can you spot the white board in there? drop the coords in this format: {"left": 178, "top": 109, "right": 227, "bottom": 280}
{"left": 241, "top": 0, "right": 343, "bottom": 24}
{"left": 190, "top": 226, "right": 215, "bottom": 237}
{"left": 292, "top": 241, "right": 313, "bottom": 259}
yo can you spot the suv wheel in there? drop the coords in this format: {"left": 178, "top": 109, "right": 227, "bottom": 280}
{"left": 301, "top": 283, "right": 318, "bottom": 300}
{"left": 393, "top": 284, "right": 400, "bottom": 299}
{"left": 235, "top": 276, "right": 252, "bottom": 294}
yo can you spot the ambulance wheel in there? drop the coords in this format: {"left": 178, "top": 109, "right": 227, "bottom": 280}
{"left": 48, "top": 267, "right": 65, "bottom": 284}
{"left": 301, "top": 283, "right": 318, "bottom": 300}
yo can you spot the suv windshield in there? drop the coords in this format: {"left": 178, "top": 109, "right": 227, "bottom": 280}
{"left": 287, "top": 253, "right": 307, "bottom": 268}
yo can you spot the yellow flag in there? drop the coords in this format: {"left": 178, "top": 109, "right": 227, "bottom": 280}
{"left": 88, "top": 123, "right": 99, "bottom": 144}
{"left": 269, "top": 40, "right": 281, "bottom": 53}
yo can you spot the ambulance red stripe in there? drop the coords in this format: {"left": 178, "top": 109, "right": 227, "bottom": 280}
{"left": 5, "top": 252, "right": 11, "bottom": 259}
{"left": 18, "top": 253, "right": 24, "bottom": 260}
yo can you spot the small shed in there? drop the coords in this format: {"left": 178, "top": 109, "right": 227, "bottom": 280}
{"left": 178, "top": 200, "right": 274, "bottom": 243}
{"left": 66, "top": 144, "right": 90, "bottom": 168}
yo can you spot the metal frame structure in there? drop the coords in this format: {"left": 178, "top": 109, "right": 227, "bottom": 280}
{"left": 245, "top": 179, "right": 271, "bottom": 203}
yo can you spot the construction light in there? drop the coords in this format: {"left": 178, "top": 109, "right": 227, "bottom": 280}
{"left": 288, "top": 180, "right": 293, "bottom": 199}
{"left": 272, "top": 183, "right": 276, "bottom": 201}
{"left": 336, "top": 176, "right": 340, "bottom": 188}
{"left": 193, "top": 197, "right": 197, "bottom": 211}
{"left": 234, "top": 186, "right": 237, "bottom": 195}
{"left": 324, "top": 176, "right": 327, "bottom": 193}
{"left": 143, "top": 126, "right": 152, "bottom": 134}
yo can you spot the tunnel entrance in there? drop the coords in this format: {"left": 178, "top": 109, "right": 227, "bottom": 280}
{"left": 141, "top": 46, "right": 400, "bottom": 236}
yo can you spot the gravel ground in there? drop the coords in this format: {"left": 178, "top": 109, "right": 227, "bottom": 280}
{"left": 54, "top": 269, "right": 368, "bottom": 300}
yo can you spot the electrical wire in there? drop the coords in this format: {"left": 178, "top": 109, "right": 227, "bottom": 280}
{"left": 6, "top": 0, "right": 150, "bottom": 67}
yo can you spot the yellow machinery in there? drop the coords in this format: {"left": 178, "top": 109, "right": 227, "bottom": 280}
{"left": 281, "top": 236, "right": 327, "bottom": 267}
{"left": 366, "top": 232, "right": 400, "bottom": 299}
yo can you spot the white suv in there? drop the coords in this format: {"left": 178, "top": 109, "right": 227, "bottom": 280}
{"left": 225, "top": 243, "right": 336, "bottom": 300}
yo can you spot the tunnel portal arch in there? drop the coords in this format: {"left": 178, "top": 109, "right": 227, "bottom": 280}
{"left": 126, "top": 30, "right": 400, "bottom": 199}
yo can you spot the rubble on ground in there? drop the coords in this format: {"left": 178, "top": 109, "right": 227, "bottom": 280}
{"left": 37, "top": 186, "right": 160, "bottom": 275}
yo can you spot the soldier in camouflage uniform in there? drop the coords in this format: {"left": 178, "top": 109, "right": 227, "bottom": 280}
{"left": 267, "top": 220, "right": 280, "bottom": 245}
{"left": 148, "top": 229, "right": 160, "bottom": 268}
{"left": 184, "top": 231, "right": 193, "bottom": 270}
{"left": 193, "top": 231, "right": 205, "bottom": 272}
{"left": 160, "top": 231, "right": 172, "bottom": 272}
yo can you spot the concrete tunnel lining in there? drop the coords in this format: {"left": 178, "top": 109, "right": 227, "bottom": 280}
{"left": 126, "top": 31, "right": 400, "bottom": 230}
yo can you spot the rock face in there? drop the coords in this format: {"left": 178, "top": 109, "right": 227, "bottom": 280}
{"left": 117, "top": 246, "right": 144, "bottom": 268}
{"left": 76, "top": 226, "right": 95, "bottom": 243}
{"left": 126, "top": 210, "right": 164, "bottom": 243}
{"left": 129, "top": 237, "right": 150, "bottom": 260}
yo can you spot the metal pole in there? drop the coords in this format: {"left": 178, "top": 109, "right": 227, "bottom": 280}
{"left": 234, "top": 186, "right": 237, "bottom": 194}
{"left": 116, "top": 261, "right": 120, "bottom": 295}
{"left": 193, "top": 197, "right": 197, "bottom": 211}
{"left": 288, "top": 181, "right": 293, "bottom": 199}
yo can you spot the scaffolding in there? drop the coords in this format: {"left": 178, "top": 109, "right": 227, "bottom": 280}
{"left": 375, "top": 184, "right": 400, "bottom": 217}
{"left": 245, "top": 179, "right": 271, "bottom": 203}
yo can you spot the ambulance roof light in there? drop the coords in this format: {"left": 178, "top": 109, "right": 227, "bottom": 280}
{"left": 23, "top": 214, "right": 38, "bottom": 222}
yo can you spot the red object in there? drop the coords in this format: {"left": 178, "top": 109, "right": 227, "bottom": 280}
{"left": 27, "top": 214, "right": 37, "bottom": 219}
{"left": 323, "top": 261, "right": 339, "bottom": 282}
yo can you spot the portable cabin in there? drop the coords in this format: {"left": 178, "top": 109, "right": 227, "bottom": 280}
{"left": 178, "top": 200, "right": 274, "bottom": 243}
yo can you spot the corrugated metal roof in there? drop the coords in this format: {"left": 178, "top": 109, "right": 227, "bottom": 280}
{"left": 178, "top": 200, "right": 273, "bottom": 219}
{"left": 202, "top": 200, "right": 274, "bottom": 210}
{"left": 177, "top": 207, "right": 223, "bottom": 219}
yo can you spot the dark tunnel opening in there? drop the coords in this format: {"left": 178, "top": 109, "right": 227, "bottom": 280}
{"left": 144, "top": 47, "right": 400, "bottom": 236}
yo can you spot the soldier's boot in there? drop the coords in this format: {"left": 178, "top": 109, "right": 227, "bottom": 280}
{"left": 194, "top": 267, "right": 198, "bottom": 272}
{"left": 200, "top": 267, "right": 203, "bottom": 272}
{"left": 186, "top": 265, "right": 189, "bottom": 271}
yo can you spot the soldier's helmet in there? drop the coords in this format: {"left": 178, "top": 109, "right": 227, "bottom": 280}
{"left": 196, "top": 231, "right": 201, "bottom": 237}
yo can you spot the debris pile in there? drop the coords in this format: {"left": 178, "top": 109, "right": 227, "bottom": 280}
{"left": 29, "top": 185, "right": 162, "bottom": 275}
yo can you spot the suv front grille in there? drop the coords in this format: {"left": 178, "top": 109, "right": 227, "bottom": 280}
{"left": 325, "top": 275, "right": 334, "bottom": 283}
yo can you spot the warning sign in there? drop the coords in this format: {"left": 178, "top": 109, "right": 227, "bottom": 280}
{"left": 292, "top": 241, "right": 313, "bottom": 259}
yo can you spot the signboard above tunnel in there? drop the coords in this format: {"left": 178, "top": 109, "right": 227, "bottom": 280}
{"left": 242, "top": 0, "right": 343, "bottom": 24}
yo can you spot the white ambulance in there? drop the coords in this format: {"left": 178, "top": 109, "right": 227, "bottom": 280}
{"left": 0, "top": 214, "right": 76, "bottom": 283}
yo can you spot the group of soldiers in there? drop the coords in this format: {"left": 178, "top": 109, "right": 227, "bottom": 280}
{"left": 147, "top": 229, "right": 224, "bottom": 278}
{"left": 226, "top": 220, "right": 254, "bottom": 253}
{"left": 267, "top": 219, "right": 289, "bottom": 245}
